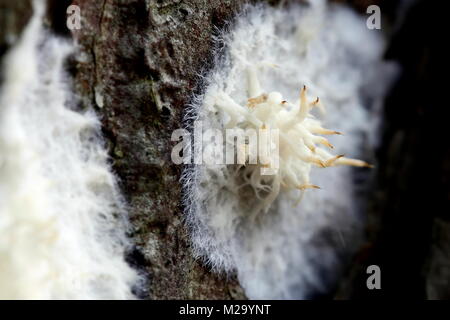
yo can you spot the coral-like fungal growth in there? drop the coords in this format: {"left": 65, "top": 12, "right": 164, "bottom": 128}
{"left": 213, "top": 66, "right": 372, "bottom": 213}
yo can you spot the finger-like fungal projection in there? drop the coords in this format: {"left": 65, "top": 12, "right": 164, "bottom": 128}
{"left": 213, "top": 67, "right": 372, "bottom": 215}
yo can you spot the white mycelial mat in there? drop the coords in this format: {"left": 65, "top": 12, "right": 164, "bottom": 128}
{"left": 183, "top": 1, "right": 397, "bottom": 299}
{"left": 0, "top": 1, "right": 139, "bottom": 299}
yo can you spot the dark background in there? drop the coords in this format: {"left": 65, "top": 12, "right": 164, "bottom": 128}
{"left": 335, "top": 0, "right": 450, "bottom": 299}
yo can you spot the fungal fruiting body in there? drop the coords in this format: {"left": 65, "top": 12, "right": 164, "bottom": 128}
{"left": 213, "top": 66, "right": 372, "bottom": 213}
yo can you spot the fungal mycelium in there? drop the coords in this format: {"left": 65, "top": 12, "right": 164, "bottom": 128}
{"left": 0, "top": 0, "right": 138, "bottom": 299}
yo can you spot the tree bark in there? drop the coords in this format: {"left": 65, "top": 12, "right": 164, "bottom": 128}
{"left": 70, "top": 0, "right": 250, "bottom": 299}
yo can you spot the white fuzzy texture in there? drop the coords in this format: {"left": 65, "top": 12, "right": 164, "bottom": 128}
{"left": 184, "top": 1, "right": 397, "bottom": 299}
{"left": 0, "top": 0, "right": 138, "bottom": 299}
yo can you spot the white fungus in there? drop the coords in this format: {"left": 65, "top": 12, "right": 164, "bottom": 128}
{"left": 214, "top": 68, "right": 373, "bottom": 217}
{"left": 0, "top": 0, "right": 139, "bottom": 299}
{"left": 183, "top": 1, "right": 397, "bottom": 299}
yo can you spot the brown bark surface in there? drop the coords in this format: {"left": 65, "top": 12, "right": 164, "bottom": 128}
{"left": 70, "top": 0, "right": 249, "bottom": 299}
